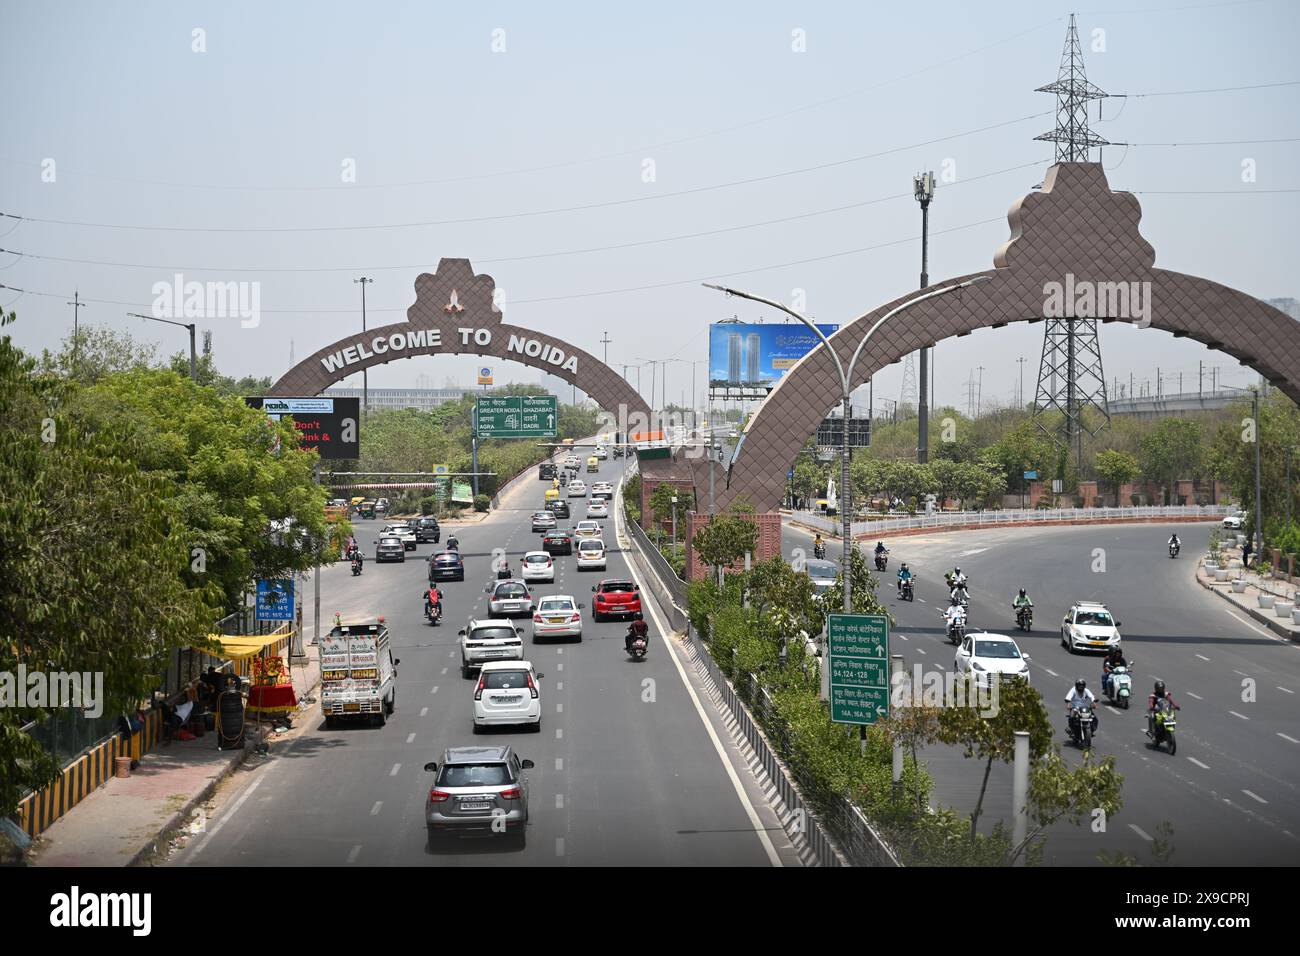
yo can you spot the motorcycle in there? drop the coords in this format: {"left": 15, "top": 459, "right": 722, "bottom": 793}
{"left": 874, "top": 550, "right": 889, "bottom": 572}
{"left": 446, "top": 536, "right": 459, "bottom": 551}
{"left": 813, "top": 543, "right": 827, "bottom": 560}
{"left": 496, "top": 563, "right": 512, "bottom": 580}
{"left": 1104, "top": 663, "right": 1133, "bottom": 709}
{"left": 425, "top": 599, "right": 442, "bottom": 626}
{"left": 1147, "top": 702, "right": 1178, "bottom": 754}
{"left": 351, "top": 556, "right": 363, "bottom": 576}
{"left": 1015, "top": 604, "right": 1033, "bottom": 631}
{"left": 1068, "top": 705, "right": 1098, "bottom": 749}
{"left": 900, "top": 578, "right": 914, "bottom": 602}
{"left": 1168, "top": 541, "right": 1180, "bottom": 558}
{"left": 628, "top": 635, "right": 648, "bottom": 661}
{"left": 942, "top": 610, "right": 966, "bottom": 646}
{"left": 951, "top": 586, "right": 971, "bottom": 609}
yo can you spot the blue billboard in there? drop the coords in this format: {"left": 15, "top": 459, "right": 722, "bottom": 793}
{"left": 708, "top": 322, "right": 839, "bottom": 388}
{"left": 256, "top": 579, "right": 295, "bottom": 622}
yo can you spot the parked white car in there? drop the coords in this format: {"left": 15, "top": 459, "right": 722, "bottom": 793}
{"left": 473, "top": 660, "right": 543, "bottom": 732}
{"left": 587, "top": 500, "right": 609, "bottom": 519}
{"left": 521, "top": 550, "right": 555, "bottom": 583}
{"left": 954, "top": 632, "right": 1031, "bottom": 687}
{"left": 532, "top": 595, "right": 584, "bottom": 642}
{"left": 576, "top": 537, "right": 607, "bottom": 571}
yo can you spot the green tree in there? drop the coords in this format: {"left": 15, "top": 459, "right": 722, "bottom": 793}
{"left": 1208, "top": 391, "right": 1300, "bottom": 536}
{"left": 1, "top": 313, "right": 218, "bottom": 818}
{"left": 1094, "top": 449, "right": 1139, "bottom": 507}
{"left": 691, "top": 499, "right": 759, "bottom": 581}
{"left": 1015, "top": 751, "right": 1124, "bottom": 865}
{"left": 38, "top": 324, "right": 159, "bottom": 386}
{"left": 1138, "top": 419, "right": 1204, "bottom": 504}
{"left": 936, "top": 677, "right": 1054, "bottom": 843}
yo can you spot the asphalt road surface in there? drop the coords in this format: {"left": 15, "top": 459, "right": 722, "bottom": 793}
{"left": 175, "top": 454, "right": 799, "bottom": 867}
{"left": 784, "top": 518, "right": 1300, "bottom": 865}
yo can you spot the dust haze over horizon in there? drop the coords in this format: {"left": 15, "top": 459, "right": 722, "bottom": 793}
{"left": 2, "top": 0, "right": 1296, "bottom": 413}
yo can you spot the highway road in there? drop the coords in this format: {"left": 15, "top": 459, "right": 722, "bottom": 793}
{"left": 175, "top": 453, "right": 799, "bottom": 867}
{"left": 784, "top": 518, "right": 1300, "bottom": 865}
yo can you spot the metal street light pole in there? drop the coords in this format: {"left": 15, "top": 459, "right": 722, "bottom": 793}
{"left": 704, "top": 276, "right": 990, "bottom": 612}
{"left": 914, "top": 172, "right": 935, "bottom": 463}
{"left": 129, "top": 312, "right": 196, "bottom": 381}
{"left": 354, "top": 277, "right": 373, "bottom": 420}
{"left": 1223, "top": 383, "right": 1265, "bottom": 560}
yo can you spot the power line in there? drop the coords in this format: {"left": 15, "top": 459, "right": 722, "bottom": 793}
{"left": 0, "top": 160, "right": 1045, "bottom": 274}
{"left": 0, "top": 112, "right": 1052, "bottom": 235}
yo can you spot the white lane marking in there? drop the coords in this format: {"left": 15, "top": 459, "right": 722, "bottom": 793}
{"left": 390, "top": 763, "right": 401, "bottom": 776}
{"left": 1105, "top": 705, "right": 1121, "bottom": 716}
{"left": 189, "top": 778, "right": 263, "bottom": 859}
{"left": 556, "top": 728, "right": 564, "bottom": 739}
{"left": 1242, "top": 789, "right": 1269, "bottom": 805}
{"left": 1185, "top": 691, "right": 1203, "bottom": 700}
{"left": 1233, "top": 669, "right": 1249, "bottom": 677}
{"left": 557, "top": 648, "right": 564, "bottom": 655}
{"left": 1195, "top": 654, "right": 1211, "bottom": 662}
{"left": 406, "top": 733, "right": 416, "bottom": 743}
{"left": 1229, "top": 710, "right": 1250, "bottom": 721}
{"left": 430, "top": 686, "right": 439, "bottom": 695}
{"left": 420, "top": 707, "right": 428, "bottom": 717}
{"left": 620, "top": 480, "right": 782, "bottom": 867}
{"left": 556, "top": 794, "right": 564, "bottom": 809}
{"left": 919, "top": 598, "right": 927, "bottom": 604}
{"left": 347, "top": 845, "right": 362, "bottom": 863}
{"left": 556, "top": 837, "right": 565, "bottom": 857}
{"left": 1278, "top": 732, "right": 1299, "bottom": 744}
{"left": 555, "top": 758, "right": 564, "bottom": 771}
{"left": 556, "top": 682, "right": 563, "bottom": 691}
{"left": 899, "top": 635, "right": 909, "bottom": 641}
{"left": 556, "top": 703, "right": 563, "bottom": 713}
{"left": 1279, "top": 686, "right": 1295, "bottom": 695}
{"left": 557, "top": 663, "right": 564, "bottom": 672}
{"left": 441, "top": 667, "right": 448, "bottom": 675}
{"left": 1225, "top": 609, "right": 1281, "bottom": 641}
{"left": 1044, "top": 668, "right": 1059, "bottom": 678}
{"left": 1187, "top": 757, "right": 1211, "bottom": 770}
{"left": 916, "top": 648, "right": 927, "bottom": 655}
{"left": 370, "top": 801, "right": 383, "bottom": 816}
{"left": 960, "top": 548, "right": 989, "bottom": 556}
{"left": 1129, "top": 824, "right": 1153, "bottom": 842}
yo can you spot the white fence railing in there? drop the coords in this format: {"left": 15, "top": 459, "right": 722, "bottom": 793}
{"left": 789, "top": 504, "right": 1229, "bottom": 537}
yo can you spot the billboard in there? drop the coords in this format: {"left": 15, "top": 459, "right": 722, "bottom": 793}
{"left": 708, "top": 322, "right": 839, "bottom": 388}
{"left": 246, "top": 396, "right": 360, "bottom": 460}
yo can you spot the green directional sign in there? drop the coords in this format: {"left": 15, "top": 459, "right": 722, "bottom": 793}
{"left": 827, "top": 613, "right": 890, "bottom": 725}
{"left": 475, "top": 396, "right": 559, "bottom": 439}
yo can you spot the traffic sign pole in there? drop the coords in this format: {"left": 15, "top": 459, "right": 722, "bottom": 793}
{"left": 827, "top": 613, "right": 890, "bottom": 726}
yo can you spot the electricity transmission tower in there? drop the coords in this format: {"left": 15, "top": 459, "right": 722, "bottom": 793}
{"left": 1030, "top": 14, "right": 1112, "bottom": 468}
{"left": 899, "top": 353, "right": 918, "bottom": 416}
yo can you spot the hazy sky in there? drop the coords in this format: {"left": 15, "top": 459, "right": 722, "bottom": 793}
{"left": 2, "top": 0, "right": 1296, "bottom": 414}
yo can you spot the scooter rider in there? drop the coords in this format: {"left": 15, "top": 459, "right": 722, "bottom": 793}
{"left": 1101, "top": 645, "right": 1128, "bottom": 696}
{"left": 625, "top": 617, "right": 649, "bottom": 653}
{"left": 1168, "top": 532, "right": 1180, "bottom": 554}
{"left": 897, "top": 562, "right": 914, "bottom": 594}
{"left": 1064, "top": 679, "right": 1099, "bottom": 733}
{"left": 446, "top": 534, "right": 459, "bottom": 551}
{"left": 813, "top": 534, "right": 826, "bottom": 559}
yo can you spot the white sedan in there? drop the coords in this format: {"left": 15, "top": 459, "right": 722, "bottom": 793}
{"left": 568, "top": 479, "right": 587, "bottom": 498}
{"left": 574, "top": 519, "right": 603, "bottom": 539}
{"left": 954, "top": 632, "right": 1031, "bottom": 687}
{"left": 587, "top": 500, "right": 609, "bottom": 519}
{"left": 380, "top": 523, "right": 418, "bottom": 551}
{"left": 521, "top": 550, "right": 555, "bottom": 583}
{"left": 576, "top": 537, "right": 607, "bottom": 571}
{"left": 473, "top": 660, "right": 543, "bottom": 731}
{"left": 1222, "top": 514, "right": 1244, "bottom": 530}
{"left": 532, "top": 595, "right": 584, "bottom": 642}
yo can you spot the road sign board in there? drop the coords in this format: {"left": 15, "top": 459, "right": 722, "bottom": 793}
{"left": 431, "top": 463, "right": 450, "bottom": 477}
{"left": 827, "top": 613, "right": 890, "bottom": 725}
{"left": 475, "top": 395, "right": 559, "bottom": 439}
{"left": 477, "top": 366, "right": 493, "bottom": 386}
{"left": 256, "top": 579, "right": 295, "bottom": 622}
{"left": 1023, "top": 470, "right": 1038, "bottom": 480}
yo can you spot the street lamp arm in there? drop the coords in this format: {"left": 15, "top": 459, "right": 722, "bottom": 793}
{"left": 128, "top": 311, "right": 194, "bottom": 332}
{"left": 701, "top": 282, "right": 847, "bottom": 391}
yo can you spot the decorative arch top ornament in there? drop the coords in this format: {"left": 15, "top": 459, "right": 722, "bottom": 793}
{"left": 696, "top": 163, "right": 1300, "bottom": 513}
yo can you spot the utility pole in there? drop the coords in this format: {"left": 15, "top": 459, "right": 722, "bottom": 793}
{"left": 354, "top": 277, "right": 373, "bottom": 420}
{"left": 977, "top": 366, "right": 985, "bottom": 417}
{"left": 1017, "top": 356, "right": 1027, "bottom": 408}
{"left": 914, "top": 171, "right": 935, "bottom": 463}
{"left": 67, "top": 291, "right": 86, "bottom": 375}
{"left": 600, "top": 331, "right": 611, "bottom": 366}
{"left": 1199, "top": 360, "right": 1203, "bottom": 398}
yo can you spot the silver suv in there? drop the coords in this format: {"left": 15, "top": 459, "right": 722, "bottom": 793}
{"left": 424, "top": 746, "right": 534, "bottom": 847}
{"left": 487, "top": 580, "right": 534, "bottom": 618}
{"left": 458, "top": 618, "right": 524, "bottom": 679}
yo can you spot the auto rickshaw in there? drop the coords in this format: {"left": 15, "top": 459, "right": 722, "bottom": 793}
{"left": 586, "top": 456, "right": 599, "bottom": 473}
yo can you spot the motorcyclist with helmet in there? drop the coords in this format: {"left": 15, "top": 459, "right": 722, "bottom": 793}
{"left": 813, "top": 534, "right": 826, "bottom": 560}
{"left": 897, "top": 562, "right": 914, "bottom": 595}
{"left": 423, "top": 584, "right": 443, "bottom": 623}
{"left": 1064, "top": 679, "right": 1099, "bottom": 737}
{"left": 1101, "top": 645, "right": 1128, "bottom": 696}
{"left": 1146, "top": 679, "right": 1180, "bottom": 738}
{"left": 1012, "top": 587, "right": 1033, "bottom": 625}
{"left": 625, "top": 617, "right": 650, "bottom": 654}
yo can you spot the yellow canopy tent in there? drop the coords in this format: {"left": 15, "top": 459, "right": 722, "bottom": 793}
{"left": 207, "top": 626, "right": 290, "bottom": 661}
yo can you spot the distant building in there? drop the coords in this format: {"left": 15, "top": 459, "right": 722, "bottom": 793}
{"left": 745, "top": 333, "right": 761, "bottom": 384}
{"left": 1267, "top": 297, "right": 1300, "bottom": 322}
{"left": 727, "top": 333, "right": 743, "bottom": 383}
{"left": 323, "top": 386, "right": 471, "bottom": 412}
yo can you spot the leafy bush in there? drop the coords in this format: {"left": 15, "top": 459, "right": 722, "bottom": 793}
{"left": 420, "top": 495, "right": 436, "bottom": 516}
{"left": 473, "top": 494, "right": 491, "bottom": 513}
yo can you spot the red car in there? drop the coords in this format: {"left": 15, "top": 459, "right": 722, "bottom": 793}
{"left": 590, "top": 579, "right": 642, "bottom": 621}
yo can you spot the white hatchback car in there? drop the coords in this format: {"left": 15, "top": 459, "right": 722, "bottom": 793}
{"left": 1222, "top": 513, "right": 1244, "bottom": 530}
{"left": 587, "top": 500, "right": 609, "bottom": 519}
{"left": 473, "top": 660, "right": 543, "bottom": 731}
{"left": 521, "top": 550, "right": 555, "bottom": 583}
{"left": 576, "top": 537, "right": 607, "bottom": 571}
{"left": 1061, "top": 601, "right": 1123, "bottom": 653}
{"left": 568, "top": 479, "right": 587, "bottom": 498}
{"left": 532, "top": 595, "right": 584, "bottom": 642}
{"left": 954, "top": 632, "right": 1031, "bottom": 687}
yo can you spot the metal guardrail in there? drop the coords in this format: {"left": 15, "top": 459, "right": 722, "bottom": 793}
{"left": 791, "top": 504, "right": 1229, "bottom": 537}
{"left": 682, "top": 630, "right": 900, "bottom": 868}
